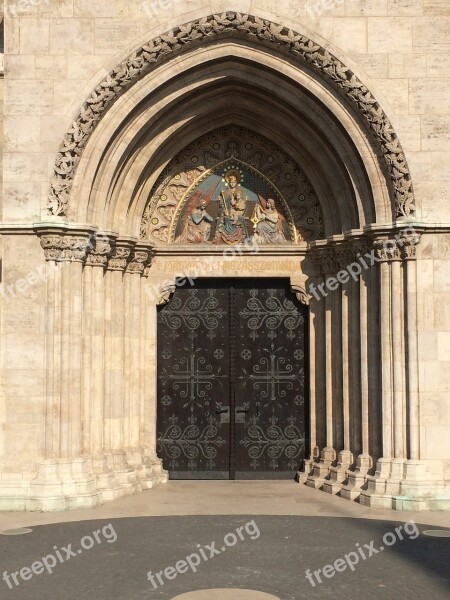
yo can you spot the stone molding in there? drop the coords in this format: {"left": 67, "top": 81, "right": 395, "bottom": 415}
{"left": 48, "top": 12, "right": 415, "bottom": 219}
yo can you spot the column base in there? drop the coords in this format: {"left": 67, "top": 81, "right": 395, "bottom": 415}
{"left": 305, "top": 447, "right": 336, "bottom": 489}
{"left": 323, "top": 451, "right": 354, "bottom": 495}
{"left": 92, "top": 455, "right": 126, "bottom": 503}
{"left": 359, "top": 457, "right": 404, "bottom": 507}
{"left": 340, "top": 453, "right": 372, "bottom": 500}
{"left": 141, "top": 447, "right": 169, "bottom": 485}
{"left": 105, "top": 450, "right": 141, "bottom": 495}
{"left": 27, "top": 459, "right": 103, "bottom": 512}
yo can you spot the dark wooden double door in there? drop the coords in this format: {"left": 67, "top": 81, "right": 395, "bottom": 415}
{"left": 157, "top": 279, "right": 308, "bottom": 479}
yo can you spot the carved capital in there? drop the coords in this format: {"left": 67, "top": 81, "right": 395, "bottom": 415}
{"left": 126, "top": 250, "right": 151, "bottom": 275}
{"left": 107, "top": 246, "right": 132, "bottom": 272}
{"left": 85, "top": 239, "right": 113, "bottom": 267}
{"left": 400, "top": 233, "right": 421, "bottom": 260}
{"left": 373, "top": 238, "right": 402, "bottom": 262}
{"left": 318, "top": 248, "right": 338, "bottom": 275}
{"left": 39, "top": 233, "right": 92, "bottom": 262}
{"left": 334, "top": 243, "right": 355, "bottom": 270}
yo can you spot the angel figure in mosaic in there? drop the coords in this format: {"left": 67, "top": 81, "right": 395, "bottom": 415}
{"left": 252, "top": 198, "right": 288, "bottom": 244}
{"left": 181, "top": 200, "right": 214, "bottom": 243}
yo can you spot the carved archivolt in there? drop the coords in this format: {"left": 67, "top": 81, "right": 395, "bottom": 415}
{"left": 140, "top": 126, "right": 324, "bottom": 244}
{"left": 48, "top": 12, "right": 415, "bottom": 219}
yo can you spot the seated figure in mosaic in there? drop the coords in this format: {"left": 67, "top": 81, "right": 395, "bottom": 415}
{"left": 213, "top": 173, "right": 249, "bottom": 244}
{"left": 253, "top": 199, "right": 287, "bottom": 244}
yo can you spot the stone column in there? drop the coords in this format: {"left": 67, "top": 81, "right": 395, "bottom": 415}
{"left": 391, "top": 246, "right": 406, "bottom": 486}
{"left": 306, "top": 246, "right": 336, "bottom": 488}
{"left": 141, "top": 273, "right": 172, "bottom": 484}
{"left": 104, "top": 241, "right": 139, "bottom": 494}
{"left": 361, "top": 237, "right": 401, "bottom": 507}
{"left": 28, "top": 228, "right": 101, "bottom": 511}
{"left": 325, "top": 243, "right": 354, "bottom": 493}
{"left": 123, "top": 247, "right": 156, "bottom": 488}
{"left": 343, "top": 241, "right": 374, "bottom": 500}
{"left": 83, "top": 238, "right": 123, "bottom": 501}
{"left": 403, "top": 235, "right": 421, "bottom": 461}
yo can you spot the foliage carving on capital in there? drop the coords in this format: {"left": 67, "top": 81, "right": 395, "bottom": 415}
{"left": 39, "top": 233, "right": 92, "bottom": 262}
{"left": 85, "top": 240, "right": 113, "bottom": 267}
{"left": 108, "top": 246, "right": 132, "bottom": 271}
{"left": 126, "top": 250, "right": 151, "bottom": 274}
{"left": 47, "top": 12, "right": 415, "bottom": 220}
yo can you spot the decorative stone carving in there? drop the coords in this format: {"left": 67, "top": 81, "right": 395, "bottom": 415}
{"left": 401, "top": 234, "right": 421, "bottom": 260}
{"left": 85, "top": 240, "right": 112, "bottom": 267}
{"left": 157, "top": 283, "right": 176, "bottom": 306}
{"left": 126, "top": 250, "right": 151, "bottom": 274}
{"left": 47, "top": 13, "right": 415, "bottom": 219}
{"left": 291, "top": 275, "right": 310, "bottom": 306}
{"left": 318, "top": 248, "right": 338, "bottom": 275}
{"left": 108, "top": 246, "right": 132, "bottom": 272}
{"left": 141, "top": 126, "right": 323, "bottom": 244}
{"left": 373, "top": 239, "right": 402, "bottom": 262}
{"left": 39, "top": 233, "right": 92, "bottom": 262}
{"left": 335, "top": 243, "right": 355, "bottom": 271}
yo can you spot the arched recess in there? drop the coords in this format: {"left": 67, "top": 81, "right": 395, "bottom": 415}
{"left": 48, "top": 12, "right": 415, "bottom": 234}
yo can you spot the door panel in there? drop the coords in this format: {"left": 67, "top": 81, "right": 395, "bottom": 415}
{"left": 157, "top": 284, "right": 231, "bottom": 479}
{"left": 157, "top": 279, "right": 308, "bottom": 479}
{"left": 233, "top": 282, "right": 307, "bottom": 478}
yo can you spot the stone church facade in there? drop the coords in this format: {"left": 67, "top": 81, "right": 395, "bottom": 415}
{"left": 0, "top": 0, "right": 449, "bottom": 511}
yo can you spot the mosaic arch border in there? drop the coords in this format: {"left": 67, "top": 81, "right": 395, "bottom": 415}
{"left": 48, "top": 12, "right": 415, "bottom": 220}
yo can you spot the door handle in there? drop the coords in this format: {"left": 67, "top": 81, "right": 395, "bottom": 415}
{"left": 215, "top": 406, "right": 230, "bottom": 424}
{"left": 235, "top": 406, "right": 249, "bottom": 424}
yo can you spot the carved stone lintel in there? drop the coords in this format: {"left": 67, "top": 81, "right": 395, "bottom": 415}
{"left": 47, "top": 12, "right": 415, "bottom": 220}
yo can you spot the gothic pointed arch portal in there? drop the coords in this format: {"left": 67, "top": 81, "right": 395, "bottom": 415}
{"left": 25, "top": 11, "right": 435, "bottom": 511}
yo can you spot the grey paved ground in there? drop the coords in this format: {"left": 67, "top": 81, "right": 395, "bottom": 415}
{"left": 0, "top": 516, "right": 449, "bottom": 600}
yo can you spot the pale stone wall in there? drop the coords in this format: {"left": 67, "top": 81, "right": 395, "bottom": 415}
{"left": 418, "top": 234, "right": 450, "bottom": 480}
